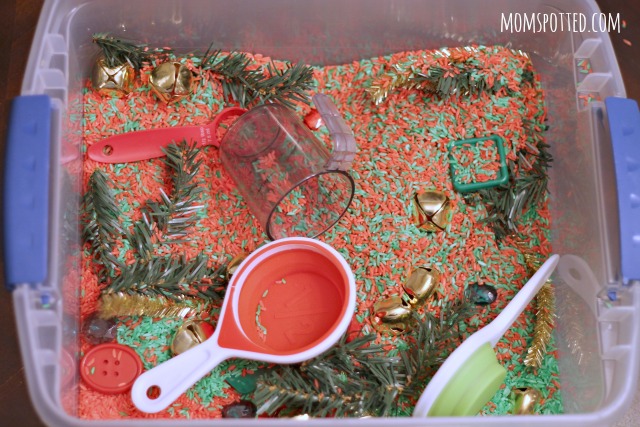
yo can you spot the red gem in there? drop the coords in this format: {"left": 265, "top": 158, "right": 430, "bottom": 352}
{"left": 303, "top": 109, "right": 323, "bottom": 130}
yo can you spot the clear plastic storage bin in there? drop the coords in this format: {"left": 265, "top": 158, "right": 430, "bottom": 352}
{"left": 4, "top": 0, "right": 639, "bottom": 426}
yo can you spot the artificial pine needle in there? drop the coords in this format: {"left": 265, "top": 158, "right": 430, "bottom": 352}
{"left": 82, "top": 141, "right": 226, "bottom": 301}
{"left": 200, "top": 47, "right": 314, "bottom": 109}
{"left": 254, "top": 296, "right": 476, "bottom": 417}
{"left": 92, "top": 33, "right": 161, "bottom": 70}
{"left": 82, "top": 169, "right": 125, "bottom": 278}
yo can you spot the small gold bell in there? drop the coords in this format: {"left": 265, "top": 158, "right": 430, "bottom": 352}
{"left": 91, "top": 56, "right": 134, "bottom": 95}
{"left": 149, "top": 62, "right": 193, "bottom": 103}
{"left": 371, "top": 295, "right": 414, "bottom": 335}
{"left": 510, "top": 387, "right": 542, "bottom": 415}
{"left": 170, "top": 320, "right": 214, "bottom": 355}
{"left": 412, "top": 190, "right": 451, "bottom": 232}
{"left": 404, "top": 266, "right": 440, "bottom": 306}
{"left": 225, "top": 253, "right": 248, "bottom": 283}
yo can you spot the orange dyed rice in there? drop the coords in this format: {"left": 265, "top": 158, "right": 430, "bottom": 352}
{"left": 76, "top": 46, "right": 560, "bottom": 419}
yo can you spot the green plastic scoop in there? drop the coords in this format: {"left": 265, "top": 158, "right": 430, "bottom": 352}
{"left": 412, "top": 254, "right": 559, "bottom": 417}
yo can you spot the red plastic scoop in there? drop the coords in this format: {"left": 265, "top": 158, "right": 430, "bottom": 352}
{"left": 131, "top": 237, "right": 356, "bottom": 413}
{"left": 87, "top": 107, "right": 246, "bottom": 163}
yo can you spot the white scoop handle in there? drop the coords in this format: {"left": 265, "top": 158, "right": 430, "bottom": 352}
{"left": 131, "top": 337, "right": 233, "bottom": 413}
{"left": 130, "top": 236, "right": 358, "bottom": 414}
{"left": 482, "top": 253, "right": 559, "bottom": 347}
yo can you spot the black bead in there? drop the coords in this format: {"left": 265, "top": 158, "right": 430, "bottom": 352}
{"left": 470, "top": 283, "right": 498, "bottom": 306}
{"left": 222, "top": 400, "right": 257, "bottom": 418}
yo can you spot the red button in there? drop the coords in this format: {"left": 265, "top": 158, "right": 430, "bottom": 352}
{"left": 80, "top": 343, "right": 143, "bottom": 394}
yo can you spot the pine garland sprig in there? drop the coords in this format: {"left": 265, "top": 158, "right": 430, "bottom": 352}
{"left": 128, "top": 213, "right": 155, "bottom": 261}
{"left": 143, "top": 140, "right": 205, "bottom": 241}
{"left": 413, "top": 65, "right": 495, "bottom": 97}
{"left": 254, "top": 334, "right": 404, "bottom": 417}
{"left": 478, "top": 123, "right": 552, "bottom": 240}
{"left": 200, "top": 47, "right": 314, "bottom": 108}
{"left": 368, "top": 62, "right": 500, "bottom": 105}
{"left": 261, "top": 62, "right": 316, "bottom": 108}
{"left": 368, "top": 47, "right": 533, "bottom": 104}
{"left": 254, "top": 297, "right": 476, "bottom": 417}
{"left": 83, "top": 141, "right": 227, "bottom": 302}
{"left": 92, "top": 33, "right": 161, "bottom": 70}
{"left": 366, "top": 62, "right": 423, "bottom": 105}
{"left": 200, "top": 49, "right": 256, "bottom": 107}
{"left": 82, "top": 169, "right": 125, "bottom": 276}
{"left": 399, "top": 295, "right": 477, "bottom": 398}
{"left": 105, "top": 254, "right": 226, "bottom": 301}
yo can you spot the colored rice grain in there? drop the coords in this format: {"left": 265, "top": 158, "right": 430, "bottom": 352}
{"left": 256, "top": 301, "right": 268, "bottom": 341}
{"left": 449, "top": 139, "right": 500, "bottom": 184}
{"left": 79, "top": 47, "right": 560, "bottom": 419}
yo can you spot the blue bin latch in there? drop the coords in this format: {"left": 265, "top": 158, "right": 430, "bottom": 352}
{"left": 605, "top": 97, "right": 640, "bottom": 285}
{"left": 3, "top": 95, "right": 51, "bottom": 291}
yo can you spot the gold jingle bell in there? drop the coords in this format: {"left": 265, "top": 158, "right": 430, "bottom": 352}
{"left": 412, "top": 190, "right": 451, "bottom": 232}
{"left": 226, "top": 253, "right": 249, "bottom": 283}
{"left": 371, "top": 295, "right": 414, "bottom": 335}
{"left": 91, "top": 56, "right": 134, "bottom": 95}
{"left": 510, "top": 387, "right": 542, "bottom": 415}
{"left": 403, "top": 266, "right": 440, "bottom": 306}
{"left": 150, "top": 62, "right": 193, "bottom": 103}
{"left": 171, "top": 320, "right": 215, "bottom": 355}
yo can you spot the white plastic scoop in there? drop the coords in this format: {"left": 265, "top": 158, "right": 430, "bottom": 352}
{"left": 131, "top": 237, "right": 356, "bottom": 413}
{"left": 412, "top": 254, "right": 559, "bottom": 417}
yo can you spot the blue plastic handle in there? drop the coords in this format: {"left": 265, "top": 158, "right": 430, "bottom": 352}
{"left": 3, "top": 95, "right": 51, "bottom": 290}
{"left": 605, "top": 97, "right": 640, "bottom": 285}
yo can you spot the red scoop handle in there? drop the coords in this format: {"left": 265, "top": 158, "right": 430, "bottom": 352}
{"left": 87, "top": 107, "right": 246, "bottom": 163}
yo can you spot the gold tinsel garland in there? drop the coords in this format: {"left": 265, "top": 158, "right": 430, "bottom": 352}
{"left": 523, "top": 282, "right": 555, "bottom": 368}
{"left": 367, "top": 63, "right": 427, "bottom": 105}
{"left": 516, "top": 241, "right": 556, "bottom": 369}
{"left": 99, "top": 293, "right": 211, "bottom": 319}
{"left": 366, "top": 46, "right": 532, "bottom": 105}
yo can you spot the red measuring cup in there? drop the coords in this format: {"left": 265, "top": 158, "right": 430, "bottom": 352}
{"left": 131, "top": 237, "right": 356, "bottom": 413}
{"left": 87, "top": 107, "right": 246, "bottom": 163}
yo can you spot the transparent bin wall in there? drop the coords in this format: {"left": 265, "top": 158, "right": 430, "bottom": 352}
{"left": 17, "top": 0, "right": 638, "bottom": 426}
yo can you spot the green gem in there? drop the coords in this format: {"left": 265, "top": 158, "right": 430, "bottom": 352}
{"left": 225, "top": 371, "right": 261, "bottom": 395}
{"left": 470, "top": 283, "right": 498, "bottom": 306}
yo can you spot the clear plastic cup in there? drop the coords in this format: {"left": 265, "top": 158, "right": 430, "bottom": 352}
{"left": 219, "top": 95, "right": 356, "bottom": 240}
